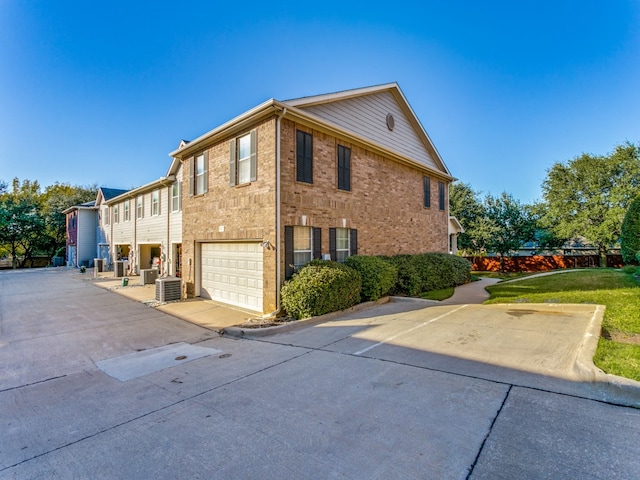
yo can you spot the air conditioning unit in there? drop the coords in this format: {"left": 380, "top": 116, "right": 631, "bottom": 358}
{"left": 156, "top": 277, "right": 182, "bottom": 302}
{"left": 140, "top": 268, "right": 158, "bottom": 285}
{"left": 113, "top": 260, "right": 128, "bottom": 277}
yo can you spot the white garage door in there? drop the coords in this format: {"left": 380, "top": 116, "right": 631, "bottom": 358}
{"left": 200, "top": 242, "right": 263, "bottom": 312}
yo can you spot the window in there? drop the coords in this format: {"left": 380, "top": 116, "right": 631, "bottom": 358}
{"left": 136, "top": 196, "right": 143, "bottom": 219}
{"left": 113, "top": 205, "right": 119, "bottom": 224}
{"left": 151, "top": 190, "right": 160, "bottom": 216}
{"left": 296, "top": 130, "right": 313, "bottom": 183}
{"left": 439, "top": 181, "right": 446, "bottom": 210}
{"left": 337, "top": 145, "right": 351, "bottom": 191}
{"left": 124, "top": 201, "right": 130, "bottom": 222}
{"left": 230, "top": 131, "right": 257, "bottom": 186}
{"left": 284, "top": 225, "right": 322, "bottom": 279}
{"left": 330, "top": 228, "right": 358, "bottom": 262}
{"left": 104, "top": 207, "right": 109, "bottom": 225}
{"left": 171, "top": 182, "right": 181, "bottom": 212}
{"left": 191, "top": 152, "right": 208, "bottom": 195}
{"left": 335, "top": 228, "right": 350, "bottom": 262}
{"left": 423, "top": 176, "right": 431, "bottom": 208}
{"left": 293, "top": 226, "right": 312, "bottom": 267}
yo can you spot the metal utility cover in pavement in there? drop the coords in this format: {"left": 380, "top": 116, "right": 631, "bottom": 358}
{"left": 96, "top": 342, "right": 221, "bottom": 381}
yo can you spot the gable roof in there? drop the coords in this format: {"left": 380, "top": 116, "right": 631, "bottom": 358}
{"left": 283, "top": 82, "right": 451, "bottom": 177}
{"left": 169, "top": 83, "right": 453, "bottom": 180}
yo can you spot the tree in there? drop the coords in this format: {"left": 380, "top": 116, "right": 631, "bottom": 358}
{"left": 0, "top": 179, "right": 46, "bottom": 268}
{"left": 41, "top": 183, "right": 97, "bottom": 258}
{"left": 620, "top": 195, "right": 640, "bottom": 264}
{"left": 449, "top": 182, "right": 486, "bottom": 254}
{"left": 542, "top": 142, "right": 640, "bottom": 266}
{"left": 483, "top": 192, "right": 537, "bottom": 270}
{"left": 0, "top": 179, "right": 96, "bottom": 267}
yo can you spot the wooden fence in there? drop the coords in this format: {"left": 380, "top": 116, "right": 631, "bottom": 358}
{"left": 465, "top": 254, "right": 623, "bottom": 272}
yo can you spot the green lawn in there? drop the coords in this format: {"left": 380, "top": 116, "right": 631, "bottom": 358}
{"left": 484, "top": 269, "right": 640, "bottom": 382}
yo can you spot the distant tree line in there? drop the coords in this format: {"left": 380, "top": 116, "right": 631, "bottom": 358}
{"left": 0, "top": 178, "right": 96, "bottom": 268}
{"left": 450, "top": 142, "right": 640, "bottom": 267}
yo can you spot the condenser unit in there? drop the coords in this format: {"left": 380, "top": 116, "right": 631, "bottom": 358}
{"left": 156, "top": 277, "right": 182, "bottom": 302}
{"left": 140, "top": 268, "right": 158, "bottom": 285}
{"left": 114, "top": 260, "right": 128, "bottom": 277}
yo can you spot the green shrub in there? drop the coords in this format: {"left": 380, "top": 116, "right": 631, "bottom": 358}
{"left": 621, "top": 195, "right": 640, "bottom": 265}
{"left": 344, "top": 255, "right": 398, "bottom": 301}
{"left": 281, "top": 260, "right": 361, "bottom": 319}
{"left": 383, "top": 253, "right": 471, "bottom": 296}
{"left": 621, "top": 265, "right": 639, "bottom": 275}
{"left": 382, "top": 255, "right": 422, "bottom": 296}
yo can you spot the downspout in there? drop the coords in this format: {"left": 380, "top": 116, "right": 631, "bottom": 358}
{"left": 264, "top": 106, "right": 287, "bottom": 318}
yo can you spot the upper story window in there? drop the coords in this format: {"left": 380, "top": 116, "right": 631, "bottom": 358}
{"left": 124, "top": 201, "right": 130, "bottom": 222}
{"left": 113, "top": 205, "right": 119, "bottom": 223}
{"left": 103, "top": 207, "right": 109, "bottom": 225}
{"left": 423, "top": 176, "right": 431, "bottom": 208}
{"left": 439, "top": 181, "right": 446, "bottom": 211}
{"left": 191, "top": 152, "right": 208, "bottom": 196}
{"left": 337, "top": 145, "right": 351, "bottom": 191}
{"left": 171, "top": 182, "right": 181, "bottom": 212}
{"left": 296, "top": 130, "right": 313, "bottom": 184}
{"left": 151, "top": 190, "right": 160, "bottom": 216}
{"left": 230, "top": 130, "right": 257, "bottom": 186}
{"left": 136, "top": 196, "right": 143, "bottom": 219}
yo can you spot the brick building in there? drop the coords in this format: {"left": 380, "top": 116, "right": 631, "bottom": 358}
{"left": 169, "top": 83, "right": 455, "bottom": 315}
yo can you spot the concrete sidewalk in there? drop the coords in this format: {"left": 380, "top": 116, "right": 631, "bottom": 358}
{"left": 89, "top": 274, "right": 256, "bottom": 330}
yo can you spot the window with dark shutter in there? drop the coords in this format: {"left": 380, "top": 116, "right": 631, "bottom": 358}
{"left": 439, "top": 181, "right": 445, "bottom": 210}
{"left": 230, "top": 130, "right": 257, "bottom": 186}
{"left": 296, "top": 130, "right": 313, "bottom": 183}
{"left": 338, "top": 145, "right": 351, "bottom": 191}
{"left": 285, "top": 226, "right": 294, "bottom": 279}
{"left": 423, "top": 176, "right": 431, "bottom": 208}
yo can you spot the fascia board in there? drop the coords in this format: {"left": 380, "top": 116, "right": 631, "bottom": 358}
{"left": 169, "top": 99, "right": 281, "bottom": 159}
{"left": 105, "top": 176, "right": 176, "bottom": 205}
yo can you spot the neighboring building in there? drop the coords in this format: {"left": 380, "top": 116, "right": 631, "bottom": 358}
{"left": 63, "top": 186, "right": 127, "bottom": 268}
{"left": 94, "top": 187, "right": 129, "bottom": 267}
{"left": 169, "top": 83, "right": 454, "bottom": 314}
{"left": 103, "top": 161, "right": 183, "bottom": 276}
{"left": 62, "top": 200, "right": 97, "bottom": 268}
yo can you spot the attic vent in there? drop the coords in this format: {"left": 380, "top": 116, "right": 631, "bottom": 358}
{"left": 386, "top": 113, "right": 395, "bottom": 131}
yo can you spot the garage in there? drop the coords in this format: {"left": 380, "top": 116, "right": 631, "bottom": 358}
{"left": 200, "top": 242, "right": 263, "bottom": 312}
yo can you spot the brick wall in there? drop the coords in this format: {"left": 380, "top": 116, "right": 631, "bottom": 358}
{"left": 181, "top": 117, "right": 278, "bottom": 310}
{"left": 279, "top": 119, "right": 449, "bottom": 257}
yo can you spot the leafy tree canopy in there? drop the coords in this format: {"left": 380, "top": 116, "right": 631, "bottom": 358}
{"left": 542, "top": 142, "right": 640, "bottom": 265}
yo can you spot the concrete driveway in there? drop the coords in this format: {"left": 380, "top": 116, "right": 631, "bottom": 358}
{"left": 2, "top": 269, "right": 640, "bottom": 479}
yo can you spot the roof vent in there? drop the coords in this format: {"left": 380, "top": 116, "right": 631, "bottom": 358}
{"left": 386, "top": 113, "right": 395, "bottom": 131}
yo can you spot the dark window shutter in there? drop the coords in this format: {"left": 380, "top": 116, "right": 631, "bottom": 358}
{"left": 229, "top": 138, "right": 237, "bottom": 187}
{"left": 250, "top": 129, "right": 257, "bottom": 182}
{"left": 350, "top": 229, "right": 358, "bottom": 255}
{"left": 189, "top": 157, "right": 194, "bottom": 196}
{"left": 313, "top": 227, "right": 322, "bottom": 259}
{"left": 203, "top": 151, "right": 209, "bottom": 194}
{"left": 439, "top": 181, "right": 445, "bottom": 210}
{"left": 423, "top": 176, "right": 431, "bottom": 208}
{"left": 329, "top": 228, "right": 336, "bottom": 261}
{"left": 285, "top": 226, "right": 294, "bottom": 279}
{"left": 296, "top": 130, "right": 313, "bottom": 183}
{"left": 338, "top": 146, "right": 351, "bottom": 191}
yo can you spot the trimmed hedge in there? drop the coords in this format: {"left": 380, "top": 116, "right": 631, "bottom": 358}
{"left": 281, "top": 260, "right": 362, "bottom": 319}
{"left": 382, "top": 253, "right": 471, "bottom": 296}
{"left": 344, "top": 255, "right": 398, "bottom": 301}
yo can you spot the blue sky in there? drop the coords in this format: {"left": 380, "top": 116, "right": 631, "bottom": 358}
{"left": 1, "top": 1, "right": 639, "bottom": 204}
